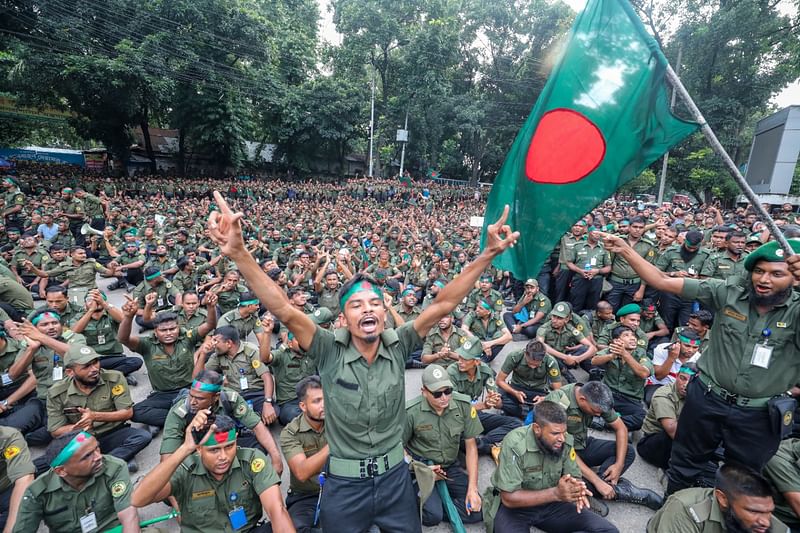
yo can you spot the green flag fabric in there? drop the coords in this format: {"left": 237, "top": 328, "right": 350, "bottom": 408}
{"left": 480, "top": 0, "right": 698, "bottom": 280}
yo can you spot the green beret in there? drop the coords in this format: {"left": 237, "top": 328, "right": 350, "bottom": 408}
{"left": 616, "top": 303, "right": 642, "bottom": 318}
{"left": 743, "top": 239, "right": 800, "bottom": 271}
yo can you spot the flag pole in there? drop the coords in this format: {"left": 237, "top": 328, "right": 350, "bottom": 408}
{"left": 663, "top": 63, "right": 795, "bottom": 256}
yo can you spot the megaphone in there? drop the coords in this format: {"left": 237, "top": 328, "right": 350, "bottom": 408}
{"left": 80, "top": 223, "right": 105, "bottom": 237}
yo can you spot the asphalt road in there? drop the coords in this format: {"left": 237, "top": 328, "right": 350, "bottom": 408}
{"left": 32, "top": 277, "right": 663, "bottom": 532}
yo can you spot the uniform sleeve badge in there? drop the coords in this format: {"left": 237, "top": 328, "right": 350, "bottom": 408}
{"left": 255, "top": 320, "right": 262, "bottom": 327}
{"left": 111, "top": 384, "right": 125, "bottom": 396}
{"left": 4, "top": 446, "right": 20, "bottom": 460}
{"left": 569, "top": 448, "right": 576, "bottom": 461}
{"left": 576, "top": 324, "right": 583, "bottom": 331}
{"left": 252, "top": 360, "right": 261, "bottom": 369}
{"left": 111, "top": 481, "right": 127, "bottom": 498}
{"left": 470, "top": 406, "right": 477, "bottom": 419}
{"left": 251, "top": 458, "right": 266, "bottom": 473}
{"left": 572, "top": 329, "right": 580, "bottom": 336}
{"left": 496, "top": 299, "right": 503, "bottom": 306}
{"left": 236, "top": 403, "right": 247, "bottom": 416}
{"left": 637, "top": 339, "right": 646, "bottom": 346}
{"left": 539, "top": 301, "right": 545, "bottom": 307}
{"left": 459, "top": 337, "right": 466, "bottom": 344}
{"left": 496, "top": 320, "right": 503, "bottom": 327}
{"left": 549, "top": 368, "right": 559, "bottom": 377}
{"left": 186, "top": 329, "right": 193, "bottom": 338}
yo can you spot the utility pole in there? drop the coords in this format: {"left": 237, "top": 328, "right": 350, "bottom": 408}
{"left": 368, "top": 69, "right": 376, "bottom": 177}
{"left": 657, "top": 44, "right": 683, "bottom": 204}
{"left": 399, "top": 107, "right": 409, "bottom": 178}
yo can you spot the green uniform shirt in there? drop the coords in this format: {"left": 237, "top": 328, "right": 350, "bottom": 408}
{"left": 700, "top": 251, "right": 746, "bottom": 280}
{"left": 134, "top": 328, "right": 200, "bottom": 391}
{"left": 558, "top": 233, "right": 583, "bottom": 267}
{"left": 168, "top": 447, "right": 280, "bottom": 533}
{"left": 639, "top": 311, "right": 666, "bottom": 336}
{"left": 655, "top": 245, "right": 712, "bottom": 276}
{"left": 177, "top": 308, "right": 208, "bottom": 332}
{"left": 55, "top": 302, "right": 81, "bottom": 327}
{"left": 13, "top": 248, "right": 48, "bottom": 273}
{"left": 217, "top": 284, "right": 247, "bottom": 315}
{"left": 75, "top": 311, "right": 124, "bottom": 355}
{"left": 46, "top": 369, "right": 132, "bottom": 435}
{"left": 30, "top": 330, "right": 86, "bottom": 398}
{"left": 421, "top": 326, "right": 469, "bottom": 368}
{"left": 568, "top": 241, "right": 610, "bottom": 271}
{"left": 171, "top": 270, "right": 196, "bottom": 294}
{"left": 681, "top": 276, "right": 800, "bottom": 398}
{"left": 307, "top": 322, "right": 421, "bottom": 460}
{"left": 448, "top": 362, "right": 498, "bottom": 401}
{"left": 160, "top": 389, "right": 260, "bottom": 454}
{"left": 646, "top": 487, "right": 790, "bottom": 533}
{"left": 132, "top": 280, "right": 179, "bottom": 312}
{"left": 500, "top": 350, "right": 562, "bottom": 391}
{"left": 545, "top": 383, "right": 619, "bottom": 450}
{"left": 403, "top": 392, "right": 483, "bottom": 467}
{"left": 0, "top": 337, "right": 28, "bottom": 391}
{"left": 206, "top": 341, "right": 268, "bottom": 393}
{"left": 466, "top": 288, "right": 505, "bottom": 312}
{"left": 462, "top": 312, "right": 505, "bottom": 342}
{"left": 279, "top": 415, "right": 327, "bottom": 495}
{"left": 599, "top": 347, "right": 653, "bottom": 400}
{"left": 641, "top": 382, "right": 685, "bottom": 436}
{"left": 610, "top": 238, "right": 656, "bottom": 279}
{"left": 763, "top": 438, "right": 800, "bottom": 529}
{"left": 62, "top": 197, "right": 84, "bottom": 221}
{"left": 217, "top": 309, "right": 265, "bottom": 340}
{"left": 45, "top": 259, "right": 105, "bottom": 289}
{"left": 489, "top": 425, "right": 580, "bottom": 494}
{"left": 537, "top": 320, "right": 586, "bottom": 352}
{"left": 14, "top": 455, "right": 132, "bottom": 533}
{"left": 0, "top": 277, "right": 34, "bottom": 312}
{"left": 316, "top": 287, "right": 340, "bottom": 316}
{"left": 268, "top": 345, "right": 317, "bottom": 405}
{"left": 0, "top": 426, "right": 35, "bottom": 493}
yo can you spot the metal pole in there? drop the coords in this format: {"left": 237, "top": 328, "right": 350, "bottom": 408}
{"left": 657, "top": 45, "right": 682, "bottom": 205}
{"left": 664, "top": 63, "right": 794, "bottom": 256}
{"left": 399, "top": 107, "right": 409, "bottom": 178}
{"left": 368, "top": 69, "right": 376, "bottom": 177}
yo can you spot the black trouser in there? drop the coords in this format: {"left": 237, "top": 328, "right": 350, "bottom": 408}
{"left": 0, "top": 483, "right": 13, "bottom": 531}
{"left": 0, "top": 393, "right": 44, "bottom": 435}
{"left": 579, "top": 436, "right": 636, "bottom": 483}
{"left": 25, "top": 398, "right": 51, "bottom": 447}
{"left": 553, "top": 268, "right": 572, "bottom": 303}
{"left": 658, "top": 292, "right": 693, "bottom": 332}
{"left": 319, "top": 460, "right": 421, "bottom": 533}
{"left": 499, "top": 385, "right": 548, "bottom": 419}
{"left": 132, "top": 389, "right": 182, "bottom": 427}
{"left": 502, "top": 312, "right": 540, "bottom": 340}
{"left": 637, "top": 432, "right": 672, "bottom": 470}
{"left": 667, "top": 377, "right": 778, "bottom": 493}
{"left": 0, "top": 302, "right": 25, "bottom": 322}
{"left": 481, "top": 345, "right": 504, "bottom": 364}
{"left": 277, "top": 399, "right": 301, "bottom": 426}
{"left": 286, "top": 491, "right": 319, "bottom": 533}
{"left": 611, "top": 391, "right": 646, "bottom": 431}
{"left": 135, "top": 316, "right": 155, "bottom": 331}
{"left": 69, "top": 222, "right": 85, "bottom": 246}
{"left": 96, "top": 423, "right": 152, "bottom": 462}
{"left": 494, "top": 501, "right": 618, "bottom": 533}
{"left": 475, "top": 412, "right": 522, "bottom": 454}
{"left": 99, "top": 354, "right": 143, "bottom": 376}
{"left": 644, "top": 384, "right": 662, "bottom": 407}
{"left": 606, "top": 279, "right": 641, "bottom": 312}
{"left": 416, "top": 463, "right": 482, "bottom": 527}
{"left": 241, "top": 389, "right": 266, "bottom": 421}
{"left": 124, "top": 268, "right": 144, "bottom": 287}
{"left": 569, "top": 274, "right": 604, "bottom": 314}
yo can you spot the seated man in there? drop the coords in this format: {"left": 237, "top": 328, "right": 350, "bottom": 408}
{"left": 637, "top": 363, "right": 695, "bottom": 471}
{"left": 460, "top": 299, "right": 511, "bottom": 363}
{"left": 482, "top": 401, "right": 618, "bottom": 533}
{"left": 645, "top": 329, "right": 701, "bottom": 405}
{"left": 404, "top": 365, "right": 483, "bottom": 527}
{"left": 280, "top": 376, "right": 329, "bottom": 532}
{"left": 46, "top": 345, "right": 151, "bottom": 473}
{"left": 132, "top": 413, "right": 294, "bottom": 532}
{"left": 546, "top": 382, "right": 661, "bottom": 510}
{"left": 648, "top": 463, "right": 789, "bottom": 532}
{"left": 671, "top": 310, "right": 713, "bottom": 360}
{"left": 587, "top": 301, "right": 615, "bottom": 342}
{"left": 496, "top": 340, "right": 563, "bottom": 419}
{"left": 502, "top": 279, "right": 551, "bottom": 340}
{"left": 420, "top": 313, "right": 469, "bottom": 368}
{"left": 0, "top": 427, "right": 34, "bottom": 531}
{"left": 590, "top": 325, "right": 654, "bottom": 431}
{"left": 638, "top": 299, "right": 670, "bottom": 351}
{"left": 536, "top": 302, "right": 596, "bottom": 375}
{"left": 0, "top": 324, "right": 42, "bottom": 437}
{"left": 160, "top": 369, "right": 282, "bottom": 476}
{"left": 595, "top": 303, "right": 648, "bottom": 352}
{"left": 448, "top": 337, "right": 521, "bottom": 455}
{"left": 14, "top": 431, "right": 140, "bottom": 532}
{"left": 216, "top": 291, "right": 271, "bottom": 361}
{"left": 131, "top": 267, "right": 181, "bottom": 329}
{"left": 763, "top": 437, "right": 800, "bottom": 530}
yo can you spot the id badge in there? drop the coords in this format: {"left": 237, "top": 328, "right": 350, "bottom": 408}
{"left": 157, "top": 298, "right": 164, "bottom": 308}
{"left": 239, "top": 376, "right": 249, "bottom": 390}
{"left": 228, "top": 506, "right": 247, "bottom": 530}
{"left": 1, "top": 373, "right": 11, "bottom": 386}
{"left": 79, "top": 512, "right": 98, "bottom": 533}
{"left": 97, "top": 334, "right": 106, "bottom": 345}
{"left": 53, "top": 366, "right": 63, "bottom": 381}
{"left": 590, "top": 257, "right": 597, "bottom": 266}
{"left": 751, "top": 343, "right": 773, "bottom": 369}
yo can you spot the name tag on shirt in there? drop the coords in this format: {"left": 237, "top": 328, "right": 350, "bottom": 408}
{"left": 53, "top": 367, "right": 63, "bottom": 381}
{"left": 239, "top": 377, "right": 249, "bottom": 390}
{"left": 97, "top": 334, "right": 106, "bottom": 345}
{"left": 79, "top": 512, "right": 97, "bottom": 533}
{"left": 1, "top": 373, "right": 11, "bottom": 386}
{"left": 751, "top": 344, "right": 772, "bottom": 369}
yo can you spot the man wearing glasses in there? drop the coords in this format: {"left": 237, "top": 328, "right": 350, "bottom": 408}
{"left": 403, "top": 364, "right": 484, "bottom": 527}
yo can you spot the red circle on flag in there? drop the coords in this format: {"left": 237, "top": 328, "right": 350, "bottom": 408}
{"left": 525, "top": 108, "right": 606, "bottom": 184}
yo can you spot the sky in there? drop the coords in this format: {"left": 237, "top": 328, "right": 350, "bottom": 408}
{"left": 317, "top": 0, "right": 799, "bottom": 109}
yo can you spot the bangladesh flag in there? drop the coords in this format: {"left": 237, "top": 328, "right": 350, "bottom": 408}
{"left": 481, "top": 0, "right": 698, "bottom": 280}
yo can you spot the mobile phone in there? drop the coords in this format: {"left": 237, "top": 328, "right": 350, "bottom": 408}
{"left": 63, "top": 406, "right": 81, "bottom": 415}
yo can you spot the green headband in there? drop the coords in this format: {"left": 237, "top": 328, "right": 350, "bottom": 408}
{"left": 433, "top": 280, "right": 446, "bottom": 289}
{"left": 191, "top": 380, "right": 221, "bottom": 393}
{"left": 62, "top": 187, "right": 73, "bottom": 193}
{"left": 203, "top": 428, "right": 237, "bottom": 447}
{"left": 677, "top": 334, "right": 700, "bottom": 347}
{"left": 678, "top": 366, "right": 697, "bottom": 376}
{"left": 145, "top": 271, "right": 162, "bottom": 281}
{"left": 239, "top": 299, "right": 259, "bottom": 306}
{"left": 32, "top": 311, "right": 61, "bottom": 325}
{"left": 51, "top": 431, "right": 92, "bottom": 467}
{"left": 339, "top": 280, "right": 383, "bottom": 308}
{"left": 480, "top": 301, "right": 492, "bottom": 311}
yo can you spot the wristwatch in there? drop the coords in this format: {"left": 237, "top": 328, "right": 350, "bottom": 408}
{"left": 264, "top": 398, "right": 274, "bottom": 404}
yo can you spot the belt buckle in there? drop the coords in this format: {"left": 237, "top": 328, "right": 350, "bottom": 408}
{"left": 720, "top": 388, "right": 738, "bottom": 404}
{"left": 362, "top": 457, "right": 378, "bottom": 478}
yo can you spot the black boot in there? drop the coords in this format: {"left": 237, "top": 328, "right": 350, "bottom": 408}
{"left": 614, "top": 477, "right": 664, "bottom": 510}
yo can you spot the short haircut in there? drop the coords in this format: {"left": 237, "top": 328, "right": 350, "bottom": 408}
{"left": 596, "top": 301, "right": 612, "bottom": 312}
{"left": 194, "top": 369, "right": 223, "bottom": 387}
{"left": 726, "top": 231, "right": 746, "bottom": 241}
{"left": 182, "top": 290, "right": 199, "bottom": 300}
{"left": 215, "top": 325, "right": 239, "bottom": 344}
{"left": 690, "top": 310, "right": 714, "bottom": 327}
{"left": 533, "top": 401, "right": 567, "bottom": 426}
{"left": 239, "top": 291, "right": 256, "bottom": 303}
{"left": 45, "top": 285, "right": 68, "bottom": 296}
{"left": 296, "top": 375, "right": 322, "bottom": 403}
{"left": 287, "top": 287, "right": 304, "bottom": 299}
{"left": 630, "top": 216, "right": 646, "bottom": 226}
{"left": 580, "top": 381, "right": 614, "bottom": 412}
{"left": 715, "top": 463, "right": 774, "bottom": 500}
{"left": 153, "top": 312, "right": 179, "bottom": 326}
{"left": 176, "top": 257, "right": 190, "bottom": 270}
{"left": 144, "top": 266, "right": 161, "bottom": 278}
{"left": 45, "top": 430, "right": 85, "bottom": 466}
{"left": 213, "top": 413, "right": 236, "bottom": 433}
{"left": 525, "top": 340, "right": 546, "bottom": 360}
{"left": 611, "top": 325, "right": 634, "bottom": 339}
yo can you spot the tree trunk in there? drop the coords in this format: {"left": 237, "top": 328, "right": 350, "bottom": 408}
{"left": 177, "top": 129, "right": 186, "bottom": 177}
{"left": 140, "top": 118, "right": 157, "bottom": 174}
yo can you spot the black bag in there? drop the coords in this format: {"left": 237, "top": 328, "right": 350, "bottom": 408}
{"left": 768, "top": 395, "right": 797, "bottom": 439}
